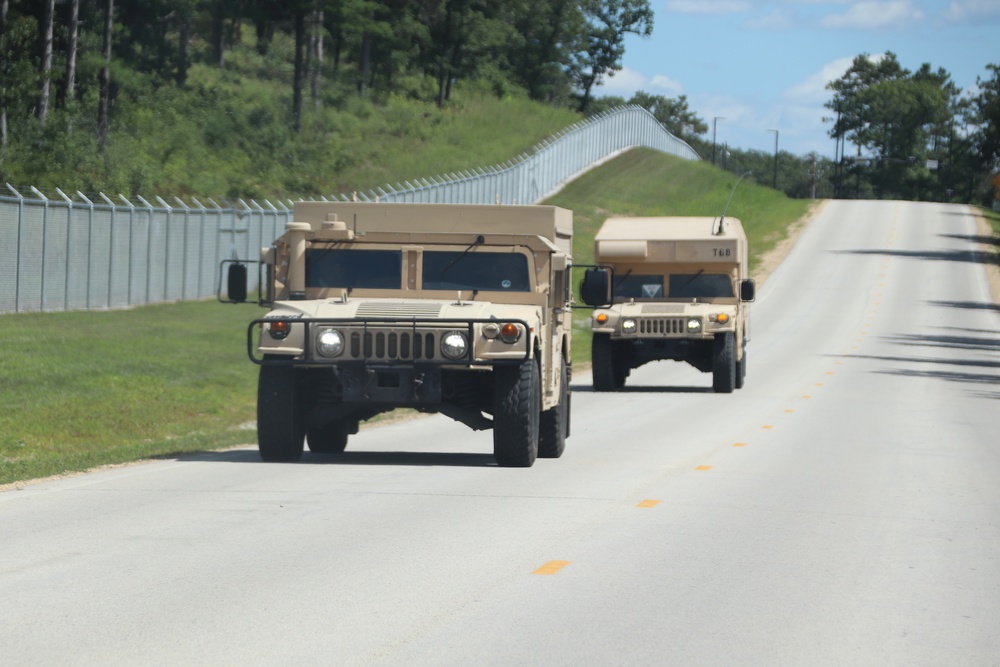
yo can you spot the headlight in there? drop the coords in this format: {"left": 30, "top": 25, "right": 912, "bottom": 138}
{"left": 621, "top": 318, "right": 637, "bottom": 334}
{"left": 441, "top": 331, "right": 469, "bottom": 359}
{"left": 687, "top": 318, "right": 702, "bottom": 333}
{"left": 316, "top": 328, "right": 344, "bottom": 357}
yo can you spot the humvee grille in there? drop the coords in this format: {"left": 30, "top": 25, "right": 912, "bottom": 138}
{"left": 639, "top": 318, "right": 686, "bottom": 335}
{"left": 356, "top": 303, "right": 444, "bottom": 318}
{"left": 349, "top": 331, "right": 438, "bottom": 361}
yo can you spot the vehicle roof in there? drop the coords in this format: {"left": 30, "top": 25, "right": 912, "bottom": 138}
{"left": 595, "top": 216, "right": 745, "bottom": 241}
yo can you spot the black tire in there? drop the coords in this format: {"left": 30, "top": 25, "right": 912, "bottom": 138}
{"left": 257, "top": 362, "right": 305, "bottom": 462}
{"left": 735, "top": 346, "right": 746, "bottom": 390}
{"left": 712, "top": 332, "right": 736, "bottom": 394}
{"left": 539, "top": 363, "right": 569, "bottom": 459}
{"left": 592, "top": 333, "right": 617, "bottom": 392}
{"left": 307, "top": 419, "right": 349, "bottom": 454}
{"left": 493, "top": 360, "right": 540, "bottom": 467}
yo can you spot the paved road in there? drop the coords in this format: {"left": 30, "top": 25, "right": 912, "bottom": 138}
{"left": 2, "top": 200, "right": 998, "bottom": 665}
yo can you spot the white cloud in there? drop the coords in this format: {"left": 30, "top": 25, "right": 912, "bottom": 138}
{"left": 596, "top": 68, "right": 685, "bottom": 98}
{"left": 665, "top": 0, "right": 753, "bottom": 16}
{"left": 819, "top": 1, "right": 925, "bottom": 30}
{"left": 649, "top": 74, "right": 685, "bottom": 95}
{"left": 595, "top": 67, "right": 649, "bottom": 97}
{"left": 744, "top": 8, "right": 796, "bottom": 30}
{"left": 784, "top": 56, "right": 857, "bottom": 103}
{"left": 939, "top": 0, "right": 1000, "bottom": 23}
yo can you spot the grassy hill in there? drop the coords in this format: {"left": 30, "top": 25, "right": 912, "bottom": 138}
{"left": 0, "top": 149, "right": 811, "bottom": 486}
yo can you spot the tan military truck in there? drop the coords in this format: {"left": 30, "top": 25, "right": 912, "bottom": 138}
{"left": 580, "top": 215, "right": 755, "bottom": 393}
{"left": 222, "top": 202, "right": 574, "bottom": 467}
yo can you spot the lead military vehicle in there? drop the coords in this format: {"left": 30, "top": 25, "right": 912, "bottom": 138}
{"left": 580, "top": 215, "right": 755, "bottom": 393}
{"left": 223, "top": 202, "right": 573, "bottom": 467}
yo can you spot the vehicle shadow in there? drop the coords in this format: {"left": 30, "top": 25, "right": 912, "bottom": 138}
{"left": 930, "top": 299, "right": 1000, "bottom": 314}
{"left": 170, "top": 447, "right": 498, "bottom": 467}
{"left": 571, "top": 383, "right": 713, "bottom": 394}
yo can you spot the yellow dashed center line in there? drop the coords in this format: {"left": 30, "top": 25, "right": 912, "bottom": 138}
{"left": 533, "top": 560, "right": 571, "bottom": 575}
{"left": 762, "top": 425, "right": 774, "bottom": 430}
{"left": 695, "top": 465, "right": 712, "bottom": 471}
{"left": 732, "top": 442, "right": 747, "bottom": 447}
{"left": 636, "top": 499, "right": 660, "bottom": 508}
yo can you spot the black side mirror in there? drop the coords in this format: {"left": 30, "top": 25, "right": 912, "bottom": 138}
{"left": 740, "top": 279, "right": 756, "bottom": 302}
{"left": 220, "top": 260, "right": 248, "bottom": 303}
{"left": 580, "top": 267, "right": 612, "bottom": 307}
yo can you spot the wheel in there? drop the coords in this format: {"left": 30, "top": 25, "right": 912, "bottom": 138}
{"left": 539, "top": 362, "right": 569, "bottom": 459}
{"left": 493, "top": 359, "right": 540, "bottom": 467}
{"left": 712, "top": 332, "right": 736, "bottom": 394}
{"left": 257, "top": 361, "right": 305, "bottom": 462}
{"left": 592, "top": 333, "right": 619, "bottom": 392}
{"left": 735, "top": 346, "right": 746, "bottom": 389}
{"left": 307, "top": 419, "right": 349, "bottom": 454}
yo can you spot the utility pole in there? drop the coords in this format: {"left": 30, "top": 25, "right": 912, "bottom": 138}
{"left": 712, "top": 117, "right": 724, "bottom": 165}
{"left": 767, "top": 129, "right": 779, "bottom": 189}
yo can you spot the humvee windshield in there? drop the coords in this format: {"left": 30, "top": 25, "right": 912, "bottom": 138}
{"left": 307, "top": 249, "right": 402, "bottom": 289}
{"left": 423, "top": 251, "right": 530, "bottom": 292}
{"left": 304, "top": 248, "right": 530, "bottom": 292}
{"left": 613, "top": 272, "right": 734, "bottom": 299}
{"left": 669, "top": 273, "right": 733, "bottom": 298}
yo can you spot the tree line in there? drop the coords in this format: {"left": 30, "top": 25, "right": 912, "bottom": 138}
{"left": 824, "top": 52, "right": 999, "bottom": 204}
{"left": 0, "top": 0, "right": 653, "bottom": 146}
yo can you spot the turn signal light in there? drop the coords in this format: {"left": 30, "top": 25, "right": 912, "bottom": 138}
{"left": 596, "top": 312, "right": 609, "bottom": 324}
{"left": 716, "top": 313, "right": 730, "bottom": 324}
{"left": 500, "top": 323, "right": 521, "bottom": 343}
{"left": 268, "top": 320, "right": 291, "bottom": 340}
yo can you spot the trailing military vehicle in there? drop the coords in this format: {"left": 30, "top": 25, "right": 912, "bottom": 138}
{"left": 222, "top": 202, "right": 574, "bottom": 467}
{"left": 580, "top": 215, "right": 755, "bottom": 393}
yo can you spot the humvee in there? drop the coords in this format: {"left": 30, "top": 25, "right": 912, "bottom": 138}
{"left": 222, "top": 202, "right": 573, "bottom": 467}
{"left": 580, "top": 216, "right": 755, "bottom": 393}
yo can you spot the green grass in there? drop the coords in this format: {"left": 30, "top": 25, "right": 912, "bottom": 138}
{"left": 2, "top": 148, "right": 816, "bottom": 486}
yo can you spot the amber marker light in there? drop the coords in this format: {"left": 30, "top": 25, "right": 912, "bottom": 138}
{"left": 268, "top": 320, "right": 291, "bottom": 340}
{"left": 716, "top": 313, "right": 730, "bottom": 324}
{"left": 500, "top": 323, "right": 521, "bottom": 343}
{"left": 596, "top": 312, "right": 609, "bottom": 324}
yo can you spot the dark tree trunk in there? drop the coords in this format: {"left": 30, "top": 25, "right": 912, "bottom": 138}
{"left": 177, "top": 17, "right": 189, "bottom": 86}
{"left": 358, "top": 32, "right": 371, "bottom": 96}
{"left": 211, "top": 0, "right": 226, "bottom": 67}
{"left": 309, "top": 9, "right": 322, "bottom": 106}
{"left": 293, "top": 10, "right": 305, "bottom": 132}
{"left": 97, "top": 0, "right": 114, "bottom": 152}
{"left": 37, "top": 0, "right": 54, "bottom": 126}
{"left": 65, "top": 0, "right": 79, "bottom": 102}
{"left": 1, "top": 0, "right": 8, "bottom": 148}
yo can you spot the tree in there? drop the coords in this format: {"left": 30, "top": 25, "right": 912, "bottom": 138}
{"left": 973, "top": 64, "right": 1000, "bottom": 172}
{"left": 571, "top": 0, "right": 652, "bottom": 112}
{"left": 626, "top": 91, "right": 706, "bottom": 140}
{"left": 97, "top": 0, "right": 113, "bottom": 152}
{"left": 64, "top": 0, "right": 79, "bottom": 103}
{"left": 37, "top": 0, "right": 54, "bottom": 127}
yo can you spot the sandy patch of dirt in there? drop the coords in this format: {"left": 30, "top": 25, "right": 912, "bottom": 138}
{"left": 971, "top": 207, "right": 1000, "bottom": 307}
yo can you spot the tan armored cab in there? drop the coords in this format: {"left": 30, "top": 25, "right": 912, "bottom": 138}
{"left": 223, "top": 202, "right": 574, "bottom": 467}
{"left": 580, "top": 215, "right": 755, "bottom": 392}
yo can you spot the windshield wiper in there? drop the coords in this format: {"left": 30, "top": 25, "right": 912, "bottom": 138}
{"left": 442, "top": 235, "right": 485, "bottom": 273}
{"left": 676, "top": 269, "right": 705, "bottom": 292}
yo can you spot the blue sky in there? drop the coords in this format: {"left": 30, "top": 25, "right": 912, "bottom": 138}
{"left": 597, "top": 0, "right": 1000, "bottom": 157}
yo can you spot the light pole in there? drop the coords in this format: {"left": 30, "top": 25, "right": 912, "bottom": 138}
{"left": 767, "top": 129, "right": 779, "bottom": 189}
{"left": 712, "top": 116, "right": 725, "bottom": 165}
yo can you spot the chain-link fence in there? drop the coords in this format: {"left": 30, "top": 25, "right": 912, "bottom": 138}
{"left": 1, "top": 105, "right": 698, "bottom": 314}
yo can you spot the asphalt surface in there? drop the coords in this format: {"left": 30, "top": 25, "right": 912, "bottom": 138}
{"left": 2, "top": 200, "right": 998, "bottom": 665}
